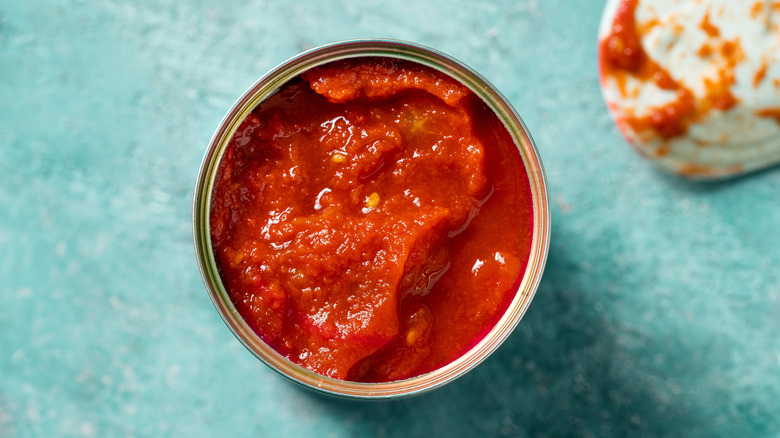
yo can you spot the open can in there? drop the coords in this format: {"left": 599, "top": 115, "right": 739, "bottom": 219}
{"left": 193, "top": 39, "right": 550, "bottom": 399}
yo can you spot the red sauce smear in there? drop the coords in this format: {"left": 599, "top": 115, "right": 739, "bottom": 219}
{"left": 677, "top": 162, "right": 742, "bottom": 177}
{"left": 599, "top": 0, "right": 742, "bottom": 142}
{"left": 754, "top": 62, "right": 768, "bottom": 87}
{"left": 751, "top": 1, "right": 763, "bottom": 19}
{"left": 701, "top": 39, "right": 743, "bottom": 111}
{"left": 700, "top": 13, "right": 720, "bottom": 37}
{"left": 210, "top": 58, "right": 533, "bottom": 382}
{"left": 756, "top": 107, "right": 780, "bottom": 124}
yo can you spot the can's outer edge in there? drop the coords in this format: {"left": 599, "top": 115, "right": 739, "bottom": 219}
{"left": 192, "top": 39, "right": 551, "bottom": 399}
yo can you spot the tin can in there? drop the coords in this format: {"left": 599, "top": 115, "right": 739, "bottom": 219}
{"left": 193, "top": 39, "right": 550, "bottom": 399}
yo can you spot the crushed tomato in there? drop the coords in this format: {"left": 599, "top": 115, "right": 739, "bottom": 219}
{"left": 210, "top": 58, "right": 533, "bottom": 382}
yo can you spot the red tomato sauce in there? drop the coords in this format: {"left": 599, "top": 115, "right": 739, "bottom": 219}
{"left": 210, "top": 58, "right": 533, "bottom": 382}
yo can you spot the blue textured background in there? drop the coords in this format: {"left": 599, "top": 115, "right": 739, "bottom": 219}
{"left": 1, "top": 0, "right": 779, "bottom": 436}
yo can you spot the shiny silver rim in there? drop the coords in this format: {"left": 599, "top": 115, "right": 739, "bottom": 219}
{"left": 193, "top": 39, "right": 551, "bottom": 399}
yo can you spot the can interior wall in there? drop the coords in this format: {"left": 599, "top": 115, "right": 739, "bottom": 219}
{"left": 193, "top": 39, "right": 550, "bottom": 399}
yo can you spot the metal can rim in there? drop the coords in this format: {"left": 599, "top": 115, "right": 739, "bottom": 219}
{"left": 192, "top": 39, "right": 551, "bottom": 399}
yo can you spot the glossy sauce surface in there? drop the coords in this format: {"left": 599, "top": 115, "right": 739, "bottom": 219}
{"left": 210, "top": 59, "right": 533, "bottom": 382}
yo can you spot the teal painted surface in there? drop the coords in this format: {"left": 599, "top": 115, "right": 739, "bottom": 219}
{"left": 1, "top": 0, "right": 779, "bottom": 436}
